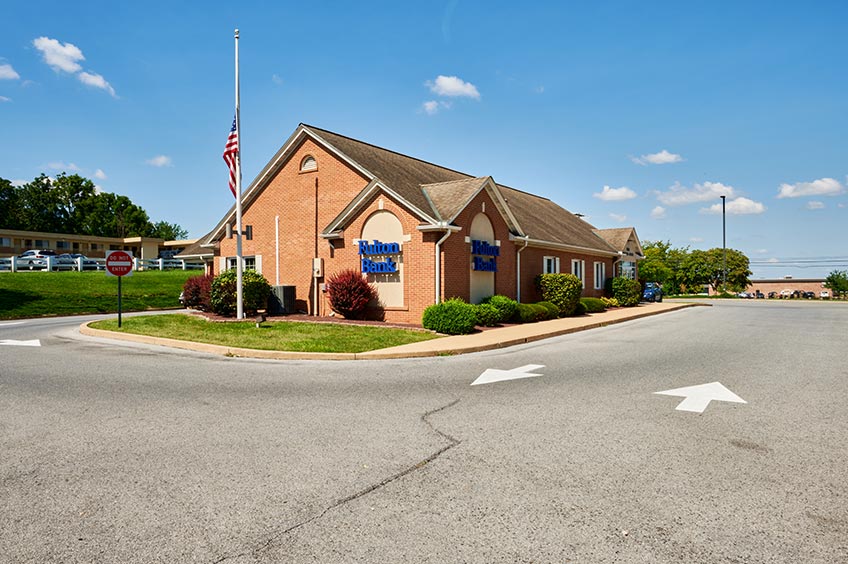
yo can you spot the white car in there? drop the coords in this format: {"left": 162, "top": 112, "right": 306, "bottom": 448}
{"left": 820, "top": 290, "right": 830, "bottom": 299}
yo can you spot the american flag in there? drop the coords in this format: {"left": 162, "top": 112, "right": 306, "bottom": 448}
{"left": 223, "top": 116, "right": 239, "bottom": 198}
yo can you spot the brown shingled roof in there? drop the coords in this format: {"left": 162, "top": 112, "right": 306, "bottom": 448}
{"left": 421, "top": 177, "right": 490, "bottom": 222}
{"left": 593, "top": 227, "right": 637, "bottom": 252}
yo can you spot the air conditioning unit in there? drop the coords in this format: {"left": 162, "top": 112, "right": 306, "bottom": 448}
{"left": 268, "top": 285, "right": 296, "bottom": 315}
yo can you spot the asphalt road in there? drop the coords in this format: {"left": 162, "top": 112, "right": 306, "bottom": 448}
{"left": 0, "top": 300, "right": 846, "bottom": 563}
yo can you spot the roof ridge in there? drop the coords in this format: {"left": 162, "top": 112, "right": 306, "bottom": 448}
{"left": 420, "top": 176, "right": 489, "bottom": 188}
{"left": 302, "top": 123, "right": 475, "bottom": 180}
{"left": 496, "top": 182, "right": 552, "bottom": 202}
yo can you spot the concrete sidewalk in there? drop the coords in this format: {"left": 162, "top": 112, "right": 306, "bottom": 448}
{"left": 80, "top": 302, "right": 703, "bottom": 360}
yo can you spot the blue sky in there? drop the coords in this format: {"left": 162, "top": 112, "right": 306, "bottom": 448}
{"left": 2, "top": 1, "right": 846, "bottom": 278}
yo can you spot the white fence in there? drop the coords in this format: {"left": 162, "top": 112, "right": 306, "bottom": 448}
{"left": 0, "top": 256, "right": 205, "bottom": 272}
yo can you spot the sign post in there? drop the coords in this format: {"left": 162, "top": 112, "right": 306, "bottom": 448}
{"left": 105, "top": 250, "right": 134, "bottom": 327}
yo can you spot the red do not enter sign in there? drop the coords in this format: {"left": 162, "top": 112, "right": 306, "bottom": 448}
{"left": 105, "top": 250, "right": 134, "bottom": 277}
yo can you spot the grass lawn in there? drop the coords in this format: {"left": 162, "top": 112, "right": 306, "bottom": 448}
{"left": 0, "top": 270, "right": 196, "bottom": 319}
{"left": 90, "top": 314, "right": 440, "bottom": 353}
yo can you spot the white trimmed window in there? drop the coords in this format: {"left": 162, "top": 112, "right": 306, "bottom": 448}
{"left": 300, "top": 155, "right": 317, "bottom": 172}
{"left": 594, "top": 262, "right": 605, "bottom": 290}
{"left": 572, "top": 259, "right": 585, "bottom": 287}
{"left": 226, "top": 255, "right": 260, "bottom": 273}
{"left": 543, "top": 256, "right": 560, "bottom": 274}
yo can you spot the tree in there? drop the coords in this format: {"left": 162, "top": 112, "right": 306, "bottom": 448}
{"left": 638, "top": 240, "right": 673, "bottom": 285}
{"left": 149, "top": 221, "right": 189, "bottom": 240}
{"left": 824, "top": 270, "right": 848, "bottom": 298}
{"left": 682, "top": 248, "right": 751, "bottom": 293}
{"left": 0, "top": 177, "right": 22, "bottom": 230}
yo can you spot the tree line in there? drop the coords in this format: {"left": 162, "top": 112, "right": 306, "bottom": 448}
{"left": 638, "top": 240, "right": 752, "bottom": 294}
{"left": 0, "top": 173, "right": 187, "bottom": 240}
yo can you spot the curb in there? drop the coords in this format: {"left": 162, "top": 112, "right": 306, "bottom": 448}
{"left": 79, "top": 302, "right": 705, "bottom": 361}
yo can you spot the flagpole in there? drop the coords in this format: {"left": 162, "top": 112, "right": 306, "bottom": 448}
{"left": 234, "top": 28, "right": 244, "bottom": 319}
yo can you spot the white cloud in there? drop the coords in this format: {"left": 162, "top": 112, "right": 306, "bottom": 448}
{"left": 767, "top": 257, "right": 779, "bottom": 263}
{"left": 426, "top": 75, "right": 480, "bottom": 99}
{"left": 422, "top": 100, "right": 440, "bottom": 115}
{"left": 33, "top": 36, "right": 85, "bottom": 73}
{"left": 271, "top": 74, "right": 283, "bottom": 85}
{"left": 421, "top": 100, "right": 452, "bottom": 115}
{"left": 0, "top": 63, "right": 20, "bottom": 80}
{"left": 839, "top": 203, "right": 846, "bottom": 208}
{"left": 650, "top": 206, "right": 666, "bottom": 219}
{"left": 609, "top": 213, "right": 627, "bottom": 223}
{"left": 806, "top": 201, "right": 825, "bottom": 210}
{"left": 93, "top": 169, "right": 107, "bottom": 180}
{"left": 689, "top": 237, "right": 704, "bottom": 243}
{"left": 754, "top": 249, "right": 769, "bottom": 254}
{"left": 701, "top": 197, "right": 766, "bottom": 215}
{"left": 0, "top": 96, "right": 10, "bottom": 103}
{"left": 47, "top": 161, "right": 80, "bottom": 171}
{"left": 631, "top": 149, "right": 683, "bottom": 166}
{"left": 777, "top": 177, "right": 844, "bottom": 199}
{"left": 534, "top": 85, "right": 545, "bottom": 94}
{"left": 655, "top": 181, "right": 735, "bottom": 206}
{"left": 146, "top": 155, "right": 172, "bottom": 167}
{"left": 593, "top": 185, "right": 637, "bottom": 201}
{"left": 78, "top": 71, "right": 116, "bottom": 97}
{"left": 11, "top": 179, "right": 28, "bottom": 187}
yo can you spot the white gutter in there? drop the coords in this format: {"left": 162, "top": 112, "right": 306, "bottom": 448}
{"left": 508, "top": 234, "right": 619, "bottom": 257}
{"left": 419, "top": 223, "right": 462, "bottom": 304}
{"left": 516, "top": 235, "right": 530, "bottom": 302}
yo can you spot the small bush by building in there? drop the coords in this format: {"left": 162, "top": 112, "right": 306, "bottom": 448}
{"left": 536, "top": 273, "right": 583, "bottom": 316}
{"left": 475, "top": 303, "right": 501, "bottom": 327}
{"left": 326, "top": 269, "right": 377, "bottom": 320}
{"left": 611, "top": 276, "right": 642, "bottom": 307}
{"left": 182, "top": 273, "right": 214, "bottom": 311}
{"left": 536, "top": 301, "right": 560, "bottom": 320}
{"left": 580, "top": 297, "right": 606, "bottom": 313}
{"left": 210, "top": 269, "right": 272, "bottom": 316}
{"left": 481, "top": 295, "right": 519, "bottom": 324}
{"left": 422, "top": 298, "right": 478, "bottom": 335}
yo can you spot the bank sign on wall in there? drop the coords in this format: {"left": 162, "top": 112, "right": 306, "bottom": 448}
{"left": 471, "top": 239, "right": 498, "bottom": 272}
{"left": 359, "top": 240, "right": 400, "bottom": 273}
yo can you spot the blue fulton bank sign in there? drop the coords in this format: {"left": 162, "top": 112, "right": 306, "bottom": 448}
{"left": 359, "top": 240, "right": 400, "bottom": 273}
{"left": 471, "top": 239, "right": 498, "bottom": 272}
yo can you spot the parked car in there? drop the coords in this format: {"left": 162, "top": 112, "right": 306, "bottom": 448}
{"left": 779, "top": 289, "right": 793, "bottom": 298}
{"left": 802, "top": 291, "right": 816, "bottom": 299}
{"left": 53, "top": 254, "right": 78, "bottom": 271}
{"left": 737, "top": 291, "right": 750, "bottom": 299}
{"left": 821, "top": 290, "right": 830, "bottom": 299}
{"left": 642, "top": 282, "right": 663, "bottom": 302}
{"left": 755, "top": 291, "right": 765, "bottom": 299}
{"left": 768, "top": 291, "right": 777, "bottom": 299}
{"left": 69, "top": 253, "right": 102, "bottom": 270}
{"left": 18, "top": 249, "right": 57, "bottom": 270}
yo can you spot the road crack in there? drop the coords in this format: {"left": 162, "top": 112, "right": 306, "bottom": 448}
{"left": 211, "top": 398, "right": 462, "bottom": 563}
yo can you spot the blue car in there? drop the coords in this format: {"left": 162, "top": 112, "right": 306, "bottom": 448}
{"left": 643, "top": 282, "right": 663, "bottom": 302}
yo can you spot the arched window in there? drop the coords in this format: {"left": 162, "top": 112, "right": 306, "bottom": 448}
{"left": 300, "top": 155, "right": 317, "bottom": 172}
{"left": 361, "top": 211, "right": 404, "bottom": 307}
{"left": 469, "top": 213, "right": 496, "bottom": 304}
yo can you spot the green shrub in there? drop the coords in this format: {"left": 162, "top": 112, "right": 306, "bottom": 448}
{"left": 475, "top": 303, "right": 501, "bottom": 327}
{"left": 601, "top": 296, "right": 620, "bottom": 308}
{"left": 611, "top": 276, "right": 642, "bottom": 307}
{"left": 481, "top": 295, "right": 518, "bottom": 323}
{"left": 422, "top": 298, "right": 478, "bottom": 335}
{"left": 572, "top": 301, "right": 587, "bottom": 316}
{"left": 536, "top": 273, "right": 583, "bottom": 316}
{"left": 580, "top": 297, "right": 606, "bottom": 313}
{"left": 210, "top": 269, "right": 272, "bottom": 317}
{"left": 537, "top": 301, "right": 560, "bottom": 320}
{"left": 511, "top": 303, "right": 537, "bottom": 323}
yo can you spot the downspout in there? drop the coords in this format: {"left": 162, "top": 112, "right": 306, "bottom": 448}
{"left": 274, "top": 215, "right": 280, "bottom": 286}
{"left": 516, "top": 235, "right": 529, "bottom": 303}
{"left": 434, "top": 224, "right": 454, "bottom": 304}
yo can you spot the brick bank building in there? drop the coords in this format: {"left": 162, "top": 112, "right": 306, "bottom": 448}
{"left": 183, "top": 125, "right": 642, "bottom": 324}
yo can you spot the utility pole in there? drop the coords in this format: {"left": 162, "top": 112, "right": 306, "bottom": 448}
{"left": 721, "top": 195, "right": 727, "bottom": 293}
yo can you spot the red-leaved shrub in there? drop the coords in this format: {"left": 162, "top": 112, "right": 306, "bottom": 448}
{"left": 326, "top": 269, "right": 376, "bottom": 319}
{"left": 182, "top": 273, "right": 214, "bottom": 311}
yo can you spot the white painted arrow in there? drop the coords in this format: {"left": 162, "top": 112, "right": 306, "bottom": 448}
{"left": 654, "top": 381, "right": 746, "bottom": 413}
{"left": 0, "top": 339, "right": 41, "bottom": 347}
{"left": 472, "top": 364, "right": 545, "bottom": 386}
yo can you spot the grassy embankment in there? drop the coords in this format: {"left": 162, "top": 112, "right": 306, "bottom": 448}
{"left": 91, "top": 315, "right": 439, "bottom": 354}
{"left": 0, "top": 270, "right": 193, "bottom": 319}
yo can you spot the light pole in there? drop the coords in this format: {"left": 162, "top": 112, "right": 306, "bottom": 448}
{"left": 721, "top": 195, "right": 727, "bottom": 293}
